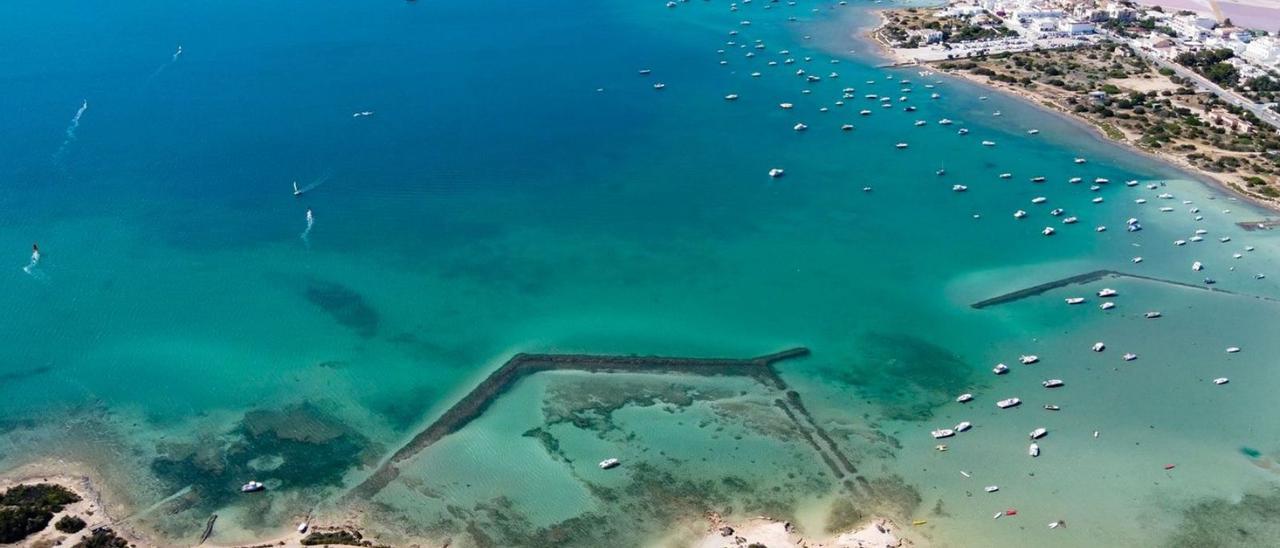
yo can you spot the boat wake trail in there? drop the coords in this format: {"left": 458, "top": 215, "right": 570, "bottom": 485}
{"left": 22, "top": 245, "right": 45, "bottom": 280}
{"left": 146, "top": 45, "right": 183, "bottom": 82}
{"left": 301, "top": 208, "right": 314, "bottom": 247}
{"left": 53, "top": 100, "right": 88, "bottom": 165}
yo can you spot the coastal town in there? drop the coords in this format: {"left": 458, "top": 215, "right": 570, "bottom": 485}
{"left": 874, "top": 0, "right": 1280, "bottom": 204}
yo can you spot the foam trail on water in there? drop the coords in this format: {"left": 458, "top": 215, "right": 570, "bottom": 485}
{"left": 301, "top": 208, "right": 315, "bottom": 247}
{"left": 147, "top": 45, "right": 183, "bottom": 81}
{"left": 53, "top": 100, "right": 88, "bottom": 163}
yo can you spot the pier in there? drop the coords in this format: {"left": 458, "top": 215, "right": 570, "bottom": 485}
{"left": 349, "top": 348, "right": 866, "bottom": 499}
{"left": 972, "top": 269, "right": 1280, "bottom": 309}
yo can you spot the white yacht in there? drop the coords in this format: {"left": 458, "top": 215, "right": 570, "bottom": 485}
{"left": 1122, "top": 352, "right": 1138, "bottom": 361}
{"left": 599, "top": 458, "right": 621, "bottom": 469}
{"left": 997, "top": 398, "right": 1021, "bottom": 409}
{"left": 956, "top": 393, "right": 974, "bottom": 403}
{"left": 241, "top": 481, "right": 265, "bottom": 493}
{"left": 939, "top": 118, "right": 953, "bottom": 125}
{"left": 1014, "top": 210, "right": 1027, "bottom": 219}
{"left": 768, "top": 168, "right": 785, "bottom": 178}
{"left": 1092, "top": 197, "right": 1104, "bottom": 203}
{"left": 1100, "top": 302, "right": 1115, "bottom": 310}
{"left": 932, "top": 428, "right": 956, "bottom": 439}
{"left": 724, "top": 94, "right": 739, "bottom": 101}
{"left": 984, "top": 485, "right": 999, "bottom": 493}
{"left": 1068, "top": 177, "right": 1082, "bottom": 183}
{"left": 981, "top": 140, "right": 995, "bottom": 146}
{"left": 1028, "top": 129, "right": 1040, "bottom": 135}
{"left": 1065, "top": 297, "right": 1085, "bottom": 305}
{"left": 1226, "top": 346, "right": 1241, "bottom": 353}
{"left": 896, "top": 143, "right": 909, "bottom": 149}
{"left": 993, "top": 363, "right": 1009, "bottom": 375}
{"left": 1192, "top": 261, "right": 1203, "bottom": 271}
{"left": 653, "top": 83, "right": 666, "bottom": 90}
{"left": 1029, "top": 427, "right": 1047, "bottom": 439}
{"left": 841, "top": 124, "right": 854, "bottom": 131}
{"left": 793, "top": 123, "right": 808, "bottom": 131}
{"left": 955, "top": 421, "right": 972, "bottom": 432}
{"left": 1095, "top": 178, "right": 1109, "bottom": 184}
{"left": 1000, "top": 173, "right": 1012, "bottom": 179}
{"left": 1029, "top": 443, "right": 1041, "bottom": 457}
{"left": 1042, "top": 227, "right": 1056, "bottom": 236}
{"left": 915, "top": 120, "right": 927, "bottom": 126}
{"left": 1097, "top": 288, "right": 1117, "bottom": 298}
{"left": 1213, "top": 377, "right": 1229, "bottom": 385}
{"left": 780, "top": 102, "right": 794, "bottom": 109}
{"left": 1063, "top": 216, "right": 1078, "bottom": 224}
{"left": 1044, "top": 404, "right": 1061, "bottom": 411}
{"left": 1031, "top": 176, "right": 1046, "bottom": 182}
{"left": 1019, "top": 355, "right": 1039, "bottom": 364}
{"left": 952, "top": 184, "right": 968, "bottom": 192}
{"left": 1132, "top": 257, "right": 1143, "bottom": 263}
{"left": 1074, "top": 157, "right": 1086, "bottom": 164}
{"left": 1092, "top": 342, "right": 1106, "bottom": 352}
{"left": 1144, "top": 311, "right": 1162, "bottom": 319}
{"left": 958, "top": 128, "right": 969, "bottom": 135}
{"left": 1126, "top": 179, "right": 1139, "bottom": 186}
{"left": 1031, "top": 197, "right": 1047, "bottom": 204}
{"left": 1042, "top": 379, "right": 1064, "bottom": 388}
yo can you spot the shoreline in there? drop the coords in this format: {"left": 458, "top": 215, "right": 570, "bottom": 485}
{"left": 863, "top": 9, "right": 1280, "bottom": 215}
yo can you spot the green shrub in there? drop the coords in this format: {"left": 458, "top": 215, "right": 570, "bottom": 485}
{"left": 0, "top": 506, "right": 53, "bottom": 543}
{"left": 56, "top": 514, "right": 86, "bottom": 533}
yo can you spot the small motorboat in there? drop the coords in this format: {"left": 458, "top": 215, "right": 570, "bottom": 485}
{"left": 955, "top": 421, "right": 972, "bottom": 432}
{"left": 298, "top": 522, "right": 309, "bottom": 534}
{"left": 1092, "top": 342, "right": 1105, "bottom": 352}
{"left": 1097, "top": 288, "right": 1117, "bottom": 298}
{"left": 1132, "top": 257, "right": 1143, "bottom": 263}
{"left": 241, "top": 481, "right": 265, "bottom": 493}
{"left": 1074, "top": 157, "right": 1086, "bottom": 164}
{"left": 939, "top": 118, "right": 953, "bottom": 125}
{"left": 982, "top": 140, "right": 995, "bottom": 147}
{"left": 1100, "top": 302, "right": 1115, "bottom": 310}
{"left": 1014, "top": 210, "right": 1027, "bottom": 219}
{"left": 1068, "top": 177, "right": 1082, "bottom": 184}
{"left": 793, "top": 123, "right": 808, "bottom": 131}
{"left": 1144, "top": 311, "right": 1162, "bottom": 319}
{"left": 1029, "top": 428, "right": 1047, "bottom": 439}
{"left": 952, "top": 184, "right": 968, "bottom": 192}
{"left": 996, "top": 397, "right": 1021, "bottom": 409}
{"left": 842, "top": 124, "right": 854, "bottom": 131}
{"left": 1028, "top": 129, "right": 1040, "bottom": 135}
{"left": 1050, "top": 208, "right": 1064, "bottom": 216}
{"left": 1192, "top": 261, "right": 1203, "bottom": 271}
{"left": 653, "top": 83, "right": 666, "bottom": 90}
{"left": 1000, "top": 173, "right": 1012, "bottom": 179}
{"left": 984, "top": 485, "right": 999, "bottom": 493}
{"left": 293, "top": 182, "right": 302, "bottom": 196}
{"left": 932, "top": 429, "right": 956, "bottom": 439}
{"left": 1044, "top": 404, "right": 1061, "bottom": 411}
{"left": 1226, "top": 346, "right": 1241, "bottom": 353}
{"left": 724, "top": 94, "right": 739, "bottom": 101}
{"left": 956, "top": 393, "right": 974, "bottom": 403}
{"left": 1042, "top": 227, "right": 1056, "bottom": 236}
{"left": 1065, "top": 297, "right": 1085, "bottom": 305}
{"left": 1063, "top": 216, "right": 1078, "bottom": 224}
{"left": 1123, "top": 352, "right": 1138, "bottom": 361}
{"left": 896, "top": 143, "right": 909, "bottom": 149}
{"left": 1031, "top": 197, "right": 1047, "bottom": 204}
{"left": 993, "top": 363, "right": 1009, "bottom": 375}
{"left": 1042, "top": 379, "right": 1064, "bottom": 388}
{"left": 780, "top": 103, "right": 794, "bottom": 109}
{"left": 1213, "top": 377, "right": 1229, "bottom": 385}
{"left": 599, "top": 458, "right": 621, "bottom": 469}
{"left": 1095, "top": 178, "right": 1109, "bottom": 184}
{"left": 768, "top": 168, "right": 785, "bottom": 178}
{"left": 1031, "top": 176, "right": 1046, "bottom": 183}
{"left": 1019, "top": 355, "right": 1039, "bottom": 365}
{"left": 1029, "top": 443, "right": 1041, "bottom": 457}
{"left": 958, "top": 128, "right": 969, "bottom": 135}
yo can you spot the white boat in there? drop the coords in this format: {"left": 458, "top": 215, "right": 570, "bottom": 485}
{"left": 1095, "top": 178, "right": 1109, "bottom": 184}
{"left": 352, "top": 111, "right": 374, "bottom": 118}
{"left": 1246, "top": 246, "right": 1256, "bottom": 252}
{"left": 896, "top": 143, "right": 908, "bottom": 149}
{"left": 1189, "top": 236, "right": 1203, "bottom": 242}
{"left": 1031, "top": 197, "right": 1047, "bottom": 204}
{"left": 1126, "top": 180, "right": 1139, "bottom": 186}
{"left": 1100, "top": 302, "right": 1115, "bottom": 310}
{"left": 996, "top": 397, "right": 1021, "bottom": 409}
{"left": 1000, "top": 173, "right": 1012, "bottom": 179}
{"left": 780, "top": 102, "right": 794, "bottom": 109}
{"left": 1092, "top": 342, "right": 1105, "bottom": 352}
{"left": 1044, "top": 404, "right": 1061, "bottom": 411}
{"left": 956, "top": 393, "right": 974, "bottom": 403}
{"left": 1019, "top": 355, "right": 1039, "bottom": 365}
{"left": 1092, "top": 197, "right": 1104, "bottom": 203}
{"left": 1220, "top": 237, "right": 1231, "bottom": 243}
{"left": 1028, "top": 129, "right": 1040, "bottom": 135}
{"left": 1192, "top": 261, "right": 1203, "bottom": 271}
{"left": 960, "top": 470, "right": 971, "bottom": 478}
{"left": 1029, "top": 443, "right": 1041, "bottom": 457}
{"left": 1068, "top": 177, "right": 1082, "bottom": 183}
{"left": 958, "top": 128, "right": 969, "bottom": 135}
{"left": 1213, "top": 377, "right": 1229, "bottom": 385}
{"left": 1132, "top": 257, "right": 1143, "bottom": 263}
{"left": 793, "top": 123, "right": 808, "bottom": 131}
{"left": 914, "top": 120, "right": 927, "bottom": 126}
{"left": 981, "top": 140, "right": 995, "bottom": 146}
{"left": 1063, "top": 216, "right": 1078, "bottom": 224}
{"left": 955, "top": 421, "right": 972, "bottom": 432}
{"left": 952, "top": 184, "right": 968, "bottom": 192}
{"left": 1065, "top": 297, "right": 1085, "bottom": 305}
{"left": 932, "top": 429, "right": 956, "bottom": 439}
{"left": 1226, "top": 346, "right": 1241, "bottom": 353}
{"left": 1014, "top": 210, "right": 1027, "bottom": 219}
{"left": 1042, "top": 227, "right": 1055, "bottom": 236}
{"left": 724, "top": 94, "right": 739, "bottom": 101}
{"left": 1050, "top": 208, "right": 1064, "bottom": 216}
{"left": 993, "top": 363, "right": 1009, "bottom": 375}
{"left": 1029, "top": 427, "right": 1047, "bottom": 439}
{"left": 1031, "top": 176, "right": 1046, "bottom": 182}
{"left": 293, "top": 182, "right": 302, "bottom": 196}
{"left": 1144, "top": 311, "right": 1161, "bottom": 319}
{"left": 768, "top": 168, "right": 785, "bottom": 178}
{"left": 1074, "top": 157, "right": 1086, "bottom": 164}
{"left": 241, "top": 481, "right": 265, "bottom": 493}
{"left": 599, "top": 458, "right": 621, "bottom": 469}
{"left": 1097, "top": 288, "right": 1117, "bottom": 298}
{"left": 298, "top": 522, "right": 309, "bottom": 534}
{"left": 1042, "top": 379, "right": 1064, "bottom": 388}
{"left": 1123, "top": 352, "right": 1138, "bottom": 361}
{"left": 984, "top": 485, "right": 999, "bottom": 493}
{"left": 653, "top": 83, "right": 666, "bottom": 90}
{"left": 1174, "top": 240, "right": 1187, "bottom": 246}
{"left": 939, "top": 118, "right": 953, "bottom": 125}
{"left": 860, "top": 109, "right": 871, "bottom": 115}
{"left": 1096, "top": 226, "right": 1107, "bottom": 232}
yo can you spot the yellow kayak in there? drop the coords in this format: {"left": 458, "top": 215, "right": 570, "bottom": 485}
{"left": 912, "top": 519, "right": 928, "bottom": 526}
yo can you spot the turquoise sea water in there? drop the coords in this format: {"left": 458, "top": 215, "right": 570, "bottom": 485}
{"left": 3, "top": 0, "right": 1280, "bottom": 546}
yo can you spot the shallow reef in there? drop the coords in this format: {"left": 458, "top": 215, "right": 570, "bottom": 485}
{"left": 820, "top": 332, "right": 978, "bottom": 421}
{"left": 1166, "top": 487, "right": 1280, "bottom": 547}
{"left": 304, "top": 280, "right": 380, "bottom": 338}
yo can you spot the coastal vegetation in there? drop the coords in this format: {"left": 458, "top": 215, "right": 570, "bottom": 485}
{"left": 56, "top": 514, "right": 87, "bottom": 533}
{"left": 0, "top": 483, "right": 81, "bottom": 543}
{"left": 934, "top": 43, "right": 1280, "bottom": 203}
{"left": 875, "top": 7, "right": 1014, "bottom": 49}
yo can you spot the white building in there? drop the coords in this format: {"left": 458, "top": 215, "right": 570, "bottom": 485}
{"left": 1059, "top": 20, "right": 1096, "bottom": 35}
{"left": 1170, "top": 15, "right": 1216, "bottom": 40}
{"left": 1243, "top": 37, "right": 1280, "bottom": 68}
